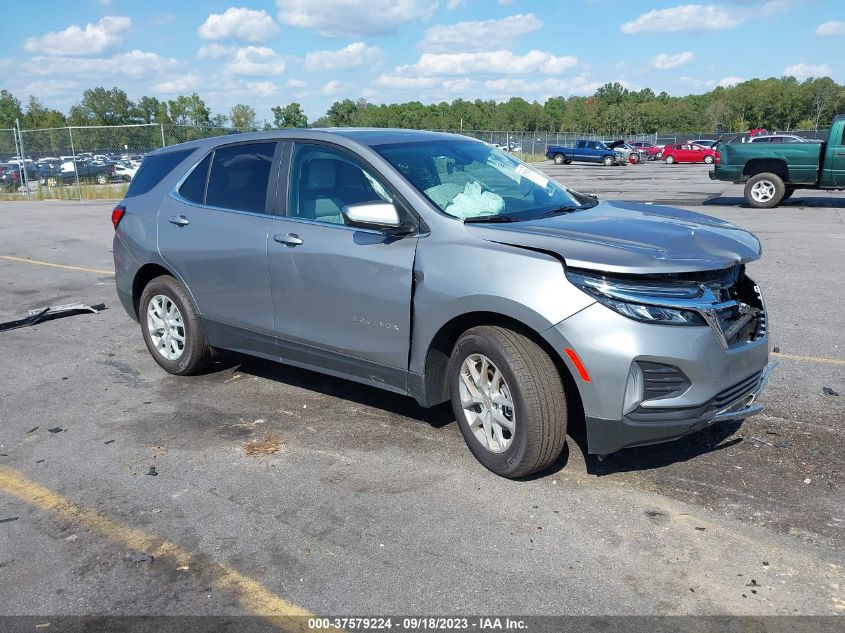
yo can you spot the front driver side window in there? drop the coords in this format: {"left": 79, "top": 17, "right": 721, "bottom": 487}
{"left": 288, "top": 144, "right": 392, "bottom": 225}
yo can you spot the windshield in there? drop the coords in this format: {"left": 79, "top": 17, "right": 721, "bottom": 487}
{"left": 375, "top": 139, "right": 590, "bottom": 221}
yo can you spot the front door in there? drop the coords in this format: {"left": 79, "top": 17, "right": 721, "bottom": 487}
{"left": 267, "top": 142, "right": 418, "bottom": 388}
{"left": 824, "top": 124, "right": 845, "bottom": 187}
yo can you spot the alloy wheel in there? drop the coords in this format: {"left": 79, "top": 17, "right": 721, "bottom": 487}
{"left": 750, "top": 180, "right": 776, "bottom": 203}
{"left": 147, "top": 294, "right": 186, "bottom": 361}
{"left": 458, "top": 353, "right": 516, "bottom": 454}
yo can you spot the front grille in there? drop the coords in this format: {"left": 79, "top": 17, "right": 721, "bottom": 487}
{"left": 709, "top": 370, "right": 763, "bottom": 411}
{"left": 704, "top": 268, "right": 767, "bottom": 348}
{"left": 639, "top": 361, "right": 691, "bottom": 401}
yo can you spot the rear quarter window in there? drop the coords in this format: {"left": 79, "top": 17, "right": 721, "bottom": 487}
{"left": 124, "top": 149, "right": 195, "bottom": 198}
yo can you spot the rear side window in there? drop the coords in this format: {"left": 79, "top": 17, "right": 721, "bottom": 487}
{"left": 178, "top": 154, "right": 212, "bottom": 204}
{"left": 124, "top": 149, "right": 194, "bottom": 198}
{"left": 205, "top": 142, "right": 276, "bottom": 213}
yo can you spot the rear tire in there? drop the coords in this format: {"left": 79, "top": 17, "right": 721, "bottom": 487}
{"left": 744, "top": 172, "right": 785, "bottom": 208}
{"left": 704, "top": 154, "right": 714, "bottom": 164}
{"left": 139, "top": 275, "right": 212, "bottom": 376}
{"left": 553, "top": 153, "right": 565, "bottom": 165}
{"left": 448, "top": 326, "right": 567, "bottom": 478}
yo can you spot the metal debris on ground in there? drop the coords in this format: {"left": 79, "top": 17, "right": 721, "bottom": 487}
{"left": 0, "top": 303, "right": 106, "bottom": 332}
{"left": 0, "top": 517, "right": 20, "bottom": 524}
{"left": 26, "top": 426, "right": 38, "bottom": 434}
{"left": 244, "top": 434, "right": 281, "bottom": 456}
{"left": 822, "top": 387, "right": 840, "bottom": 396}
{"left": 47, "top": 427, "right": 64, "bottom": 434}
{"left": 146, "top": 466, "right": 158, "bottom": 476}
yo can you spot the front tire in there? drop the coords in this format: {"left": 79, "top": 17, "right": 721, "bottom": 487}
{"left": 744, "top": 172, "right": 785, "bottom": 208}
{"left": 448, "top": 326, "right": 567, "bottom": 478}
{"left": 603, "top": 155, "right": 614, "bottom": 166}
{"left": 139, "top": 275, "right": 212, "bottom": 375}
{"left": 665, "top": 155, "right": 676, "bottom": 164}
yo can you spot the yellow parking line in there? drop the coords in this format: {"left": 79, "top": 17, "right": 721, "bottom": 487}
{"left": 0, "top": 467, "right": 314, "bottom": 632}
{"left": 773, "top": 351, "right": 845, "bottom": 367}
{"left": 0, "top": 255, "right": 114, "bottom": 276}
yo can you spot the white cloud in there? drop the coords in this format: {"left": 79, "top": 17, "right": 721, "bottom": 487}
{"left": 816, "top": 20, "right": 845, "bottom": 36}
{"left": 446, "top": 0, "right": 464, "bottom": 8}
{"left": 784, "top": 62, "right": 832, "bottom": 80}
{"left": 276, "top": 0, "right": 437, "bottom": 36}
{"left": 153, "top": 73, "right": 201, "bottom": 93}
{"left": 304, "top": 42, "right": 382, "bottom": 71}
{"left": 679, "top": 75, "right": 745, "bottom": 90}
{"left": 23, "top": 16, "right": 131, "bottom": 56}
{"left": 247, "top": 81, "right": 279, "bottom": 97}
{"left": 621, "top": 4, "right": 738, "bottom": 33}
{"left": 398, "top": 50, "right": 577, "bottom": 77}
{"left": 420, "top": 14, "right": 542, "bottom": 52}
{"left": 27, "top": 50, "right": 178, "bottom": 79}
{"left": 650, "top": 51, "right": 694, "bottom": 70}
{"left": 198, "top": 7, "right": 280, "bottom": 42}
{"left": 319, "top": 80, "right": 350, "bottom": 96}
{"left": 286, "top": 78, "right": 307, "bottom": 88}
{"left": 197, "top": 43, "right": 235, "bottom": 59}
{"left": 371, "top": 74, "right": 442, "bottom": 90}
{"left": 227, "top": 46, "right": 286, "bottom": 76}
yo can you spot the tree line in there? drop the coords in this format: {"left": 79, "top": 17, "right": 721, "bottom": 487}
{"left": 1, "top": 76, "right": 843, "bottom": 135}
{"left": 0, "top": 87, "right": 309, "bottom": 131}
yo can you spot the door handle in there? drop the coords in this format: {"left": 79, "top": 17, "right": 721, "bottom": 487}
{"left": 168, "top": 215, "right": 190, "bottom": 227}
{"left": 835, "top": 152, "right": 845, "bottom": 157}
{"left": 273, "top": 233, "right": 303, "bottom": 246}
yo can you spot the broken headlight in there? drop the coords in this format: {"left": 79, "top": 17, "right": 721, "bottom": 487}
{"left": 565, "top": 269, "right": 707, "bottom": 326}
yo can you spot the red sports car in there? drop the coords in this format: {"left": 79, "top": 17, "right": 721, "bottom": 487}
{"left": 662, "top": 143, "right": 719, "bottom": 164}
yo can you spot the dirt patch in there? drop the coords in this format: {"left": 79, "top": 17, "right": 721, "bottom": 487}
{"left": 243, "top": 434, "right": 281, "bottom": 456}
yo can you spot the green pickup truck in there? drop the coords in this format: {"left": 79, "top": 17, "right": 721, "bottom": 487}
{"left": 710, "top": 114, "right": 845, "bottom": 208}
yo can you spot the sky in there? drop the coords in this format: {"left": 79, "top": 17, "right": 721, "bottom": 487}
{"left": 0, "top": 0, "right": 842, "bottom": 123}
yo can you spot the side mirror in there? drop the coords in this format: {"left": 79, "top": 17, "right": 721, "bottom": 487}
{"left": 341, "top": 202, "right": 413, "bottom": 235}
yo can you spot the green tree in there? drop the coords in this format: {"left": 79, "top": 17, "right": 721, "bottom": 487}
{"left": 168, "top": 93, "right": 211, "bottom": 127}
{"left": 323, "top": 99, "right": 358, "bottom": 127}
{"left": 0, "top": 90, "right": 23, "bottom": 128}
{"left": 271, "top": 102, "right": 308, "bottom": 128}
{"left": 69, "top": 87, "right": 134, "bottom": 125}
{"left": 230, "top": 104, "right": 256, "bottom": 131}
{"left": 22, "top": 96, "right": 66, "bottom": 129}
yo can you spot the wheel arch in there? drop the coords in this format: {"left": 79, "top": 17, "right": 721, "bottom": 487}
{"left": 132, "top": 263, "right": 178, "bottom": 319}
{"left": 416, "top": 311, "right": 583, "bottom": 422}
{"left": 742, "top": 158, "right": 789, "bottom": 182}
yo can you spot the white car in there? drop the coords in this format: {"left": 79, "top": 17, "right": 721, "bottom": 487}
{"left": 113, "top": 163, "right": 138, "bottom": 181}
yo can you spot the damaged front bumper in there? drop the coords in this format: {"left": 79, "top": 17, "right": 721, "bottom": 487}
{"left": 543, "top": 298, "right": 773, "bottom": 456}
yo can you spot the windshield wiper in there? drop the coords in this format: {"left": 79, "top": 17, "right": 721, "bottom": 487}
{"left": 463, "top": 214, "right": 521, "bottom": 223}
{"left": 534, "top": 205, "right": 579, "bottom": 219}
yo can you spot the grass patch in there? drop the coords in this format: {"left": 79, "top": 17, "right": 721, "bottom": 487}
{"left": 0, "top": 182, "right": 129, "bottom": 202}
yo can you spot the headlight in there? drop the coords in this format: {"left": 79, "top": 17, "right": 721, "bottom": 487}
{"left": 565, "top": 269, "right": 707, "bottom": 326}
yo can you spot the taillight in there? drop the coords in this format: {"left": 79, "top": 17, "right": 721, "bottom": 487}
{"left": 111, "top": 205, "right": 126, "bottom": 230}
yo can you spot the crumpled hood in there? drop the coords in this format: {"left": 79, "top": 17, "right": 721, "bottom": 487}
{"left": 464, "top": 200, "right": 762, "bottom": 274}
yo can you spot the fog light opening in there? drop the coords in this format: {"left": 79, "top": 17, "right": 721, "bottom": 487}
{"left": 623, "top": 362, "right": 644, "bottom": 415}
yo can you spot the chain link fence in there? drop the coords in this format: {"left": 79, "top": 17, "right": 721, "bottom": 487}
{"left": 1, "top": 123, "right": 234, "bottom": 200}
{"left": 0, "top": 123, "right": 833, "bottom": 199}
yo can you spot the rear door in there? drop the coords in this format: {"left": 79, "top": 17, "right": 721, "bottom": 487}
{"left": 266, "top": 141, "right": 418, "bottom": 385}
{"left": 158, "top": 140, "right": 281, "bottom": 341}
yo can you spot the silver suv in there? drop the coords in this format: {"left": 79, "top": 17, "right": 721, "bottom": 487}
{"left": 113, "top": 129, "right": 774, "bottom": 478}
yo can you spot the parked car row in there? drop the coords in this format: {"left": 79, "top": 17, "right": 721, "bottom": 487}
{"left": 0, "top": 153, "right": 144, "bottom": 191}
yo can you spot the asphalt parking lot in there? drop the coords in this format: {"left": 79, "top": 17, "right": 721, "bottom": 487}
{"left": 1, "top": 160, "right": 844, "bottom": 624}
